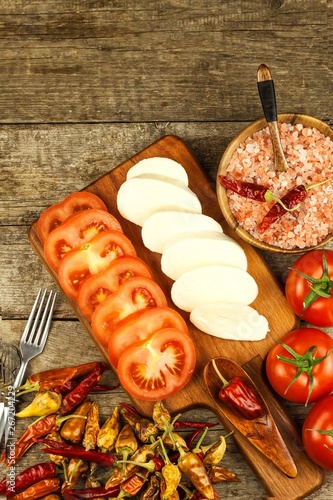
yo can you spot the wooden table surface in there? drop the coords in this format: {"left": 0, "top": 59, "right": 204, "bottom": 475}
{"left": 0, "top": 1, "right": 332, "bottom": 498}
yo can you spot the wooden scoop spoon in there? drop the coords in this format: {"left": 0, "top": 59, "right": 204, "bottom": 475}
{"left": 257, "top": 64, "right": 289, "bottom": 172}
{"left": 204, "top": 356, "right": 297, "bottom": 478}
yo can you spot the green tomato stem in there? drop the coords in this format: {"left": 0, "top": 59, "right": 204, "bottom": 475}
{"left": 276, "top": 342, "right": 333, "bottom": 406}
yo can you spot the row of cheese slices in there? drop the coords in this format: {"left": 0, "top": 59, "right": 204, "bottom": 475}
{"left": 117, "top": 157, "right": 269, "bottom": 341}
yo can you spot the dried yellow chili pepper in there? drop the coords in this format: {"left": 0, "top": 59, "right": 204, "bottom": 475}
{"left": 15, "top": 390, "right": 62, "bottom": 418}
{"left": 159, "top": 436, "right": 181, "bottom": 500}
{"left": 202, "top": 433, "right": 231, "bottom": 466}
{"left": 121, "top": 408, "right": 159, "bottom": 443}
{"left": 208, "top": 464, "right": 241, "bottom": 483}
{"left": 152, "top": 401, "right": 171, "bottom": 430}
{"left": 61, "top": 458, "right": 89, "bottom": 493}
{"left": 115, "top": 422, "right": 138, "bottom": 470}
{"left": 97, "top": 405, "right": 121, "bottom": 452}
{"left": 60, "top": 399, "right": 91, "bottom": 443}
{"left": 44, "top": 432, "right": 67, "bottom": 466}
{"left": 82, "top": 401, "right": 100, "bottom": 451}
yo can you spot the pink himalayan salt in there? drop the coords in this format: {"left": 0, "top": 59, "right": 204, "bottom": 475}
{"left": 225, "top": 122, "right": 333, "bottom": 249}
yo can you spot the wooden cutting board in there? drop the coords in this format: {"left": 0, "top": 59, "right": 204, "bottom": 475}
{"left": 28, "top": 135, "right": 325, "bottom": 499}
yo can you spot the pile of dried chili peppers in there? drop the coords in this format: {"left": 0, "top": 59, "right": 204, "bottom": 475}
{"left": 0, "top": 362, "right": 239, "bottom": 499}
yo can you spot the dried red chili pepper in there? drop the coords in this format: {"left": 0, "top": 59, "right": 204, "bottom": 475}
{"left": 0, "top": 477, "right": 5, "bottom": 495}
{"left": 58, "top": 362, "right": 107, "bottom": 415}
{"left": 219, "top": 175, "right": 270, "bottom": 202}
{"left": 212, "top": 359, "right": 263, "bottom": 420}
{"left": 186, "top": 428, "right": 203, "bottom": 448}
{"left": 9, "top": 477, "right": 60, "bottom": 500}
{"left": 259, "top": 179, "right": 330, "bottom": 233}
{"left": 152, "top": 456, "right": 164, "bottom": 471}
{"left": 121, "top": 468, "right": 150, "bottom": 497}
{"left": 53, "top": 380, "right": 120, "bottom": 396}
{"left": 18, "top": 362, "right": 104, "bottom": 394}
{"left": 119, "top": 402, "right": 140, "bottom": 414}
{"left": 173, "top": 420, "right": 217, "bottom": 430}
{"left": 8, "top": 413, "right": 78, "bottom": 464}
{"left": 38, "top": 439, "right": 116, "bottom": 467}
{"left": 62, "top": 485, "right": 120, "bottom": 499}
{"left": 38, "top": 494, "right": 61, "bottom": 499}
{"left": 54, "top": 380, "right": 119, "bottom": 395}
{"left": 1, "top": 462, "right": 56, "bottom": 497}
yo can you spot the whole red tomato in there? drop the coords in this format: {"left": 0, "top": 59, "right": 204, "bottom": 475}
{"left": 302, "top": 393, "right": 333, "bottom": 471}
{"left": 285, "top": 250, "right": 333, "bottom": 327}
{"left": 266, "top": 328, "right": 333, "bottom": 405}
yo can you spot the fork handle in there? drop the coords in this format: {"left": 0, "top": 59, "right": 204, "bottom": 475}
{"left": 13, "top": 360, "right": 29, "bottom": 389}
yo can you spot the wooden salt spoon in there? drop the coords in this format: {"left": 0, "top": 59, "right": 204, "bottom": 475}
{"left": 257, "top": 64, "right": 289, "bottom": 172}
{"left": 204, "top": 356, "right": 297, "bottom": 478}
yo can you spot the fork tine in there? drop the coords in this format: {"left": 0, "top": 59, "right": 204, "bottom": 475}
{"left": 20, "top": 288, "right": 44, "bottom": 344}
{"left": 34, "top": 291, "right": 57, "bottom": 349}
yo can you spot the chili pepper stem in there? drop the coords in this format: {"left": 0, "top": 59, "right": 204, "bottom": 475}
{"left": 115, "top": 459, "right": 156, "bottom": 472}
{"left": 16, "top": 387, "right": 37, "bottom": 397}
{"left": 211, "top": 359, "right": 229, "bottom": 388}
{"left": 264, "top": 190, "right": 300, "bottom": 212}
{"left": 192, "top": 427, "right": 209, "bottom": 454}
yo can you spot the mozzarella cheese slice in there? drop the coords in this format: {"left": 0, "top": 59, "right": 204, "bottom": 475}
{"left": 142, "top": 211, "right": 224, "bottom": 253}
{"left": 190, "top": 303, "right": 269, "bottom": 341}
{"left": 117, "top": 174, "right": 202, "bottom": 226}
{"left": 127, "top": 157, "right": 189, "bottom": 185}
{"left": 161, "top": 231, "right": 247, "bottom": 280}
{"left": 171, "top": 265, "right": 258, "bottom": 312}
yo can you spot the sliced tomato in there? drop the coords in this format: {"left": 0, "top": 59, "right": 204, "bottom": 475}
{"left": 77, "top": 255, "right": 154, "bottom": 320}
{"left": 91, "top": 276, "right": 168, "bottom": 347}
{"left": 37, "top": 191, "right": 108, "bottom": 244}
{"left": 44, "top": 209, "right": 123, "bottom": 271}
{"left": 117, "top": 328, "right": 196, "bottom": 401}
{"left": 57, "top": 230, "right": 136, "bottom": 299}
{"left": 107, "top": 306, "right": 188, "bottom": 367}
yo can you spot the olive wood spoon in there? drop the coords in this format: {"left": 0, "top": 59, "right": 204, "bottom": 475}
{"left": 204, "top": 356, "right": 297, "bottom": 478}
{"left": 257, "top": 64, "right": 289, "bottom": 172}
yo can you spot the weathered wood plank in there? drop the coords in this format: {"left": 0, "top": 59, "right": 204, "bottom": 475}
{"left": 0, "top": 320, "right": 332, "bottom": 499}
{"left": 0, "top": 0, "right": 330, "bottom": 123}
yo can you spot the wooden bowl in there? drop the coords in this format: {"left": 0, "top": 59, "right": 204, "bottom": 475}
{"left": 216, "top": 113, "right": 333, "bottom": 254}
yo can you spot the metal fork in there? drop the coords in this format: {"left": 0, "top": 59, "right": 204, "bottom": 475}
{"left": 0, "top": 288, "right": 57, "bottom": 446}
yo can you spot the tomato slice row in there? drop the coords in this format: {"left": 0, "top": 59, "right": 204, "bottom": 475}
{"left": 38, "top": 195, "right": 196, "bottom": 401}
